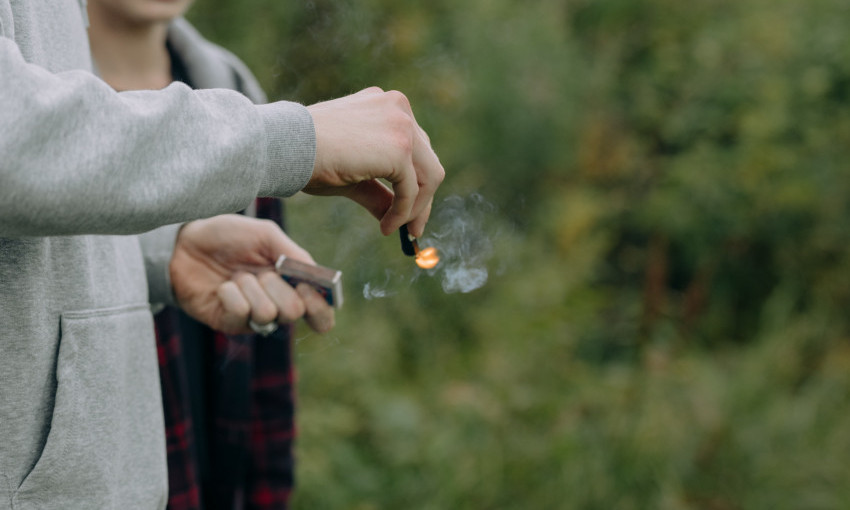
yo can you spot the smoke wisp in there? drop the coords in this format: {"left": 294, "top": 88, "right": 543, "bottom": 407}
{"left": 422, "top": 193, "right": 497, "bottom": 294}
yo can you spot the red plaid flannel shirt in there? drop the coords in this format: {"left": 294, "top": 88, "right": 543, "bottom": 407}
{"left": 155, "top": 198, "right": 295, "bottom": 510}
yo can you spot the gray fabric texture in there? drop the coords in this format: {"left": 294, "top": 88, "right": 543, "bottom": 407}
{"left": 0, "top": 1, "right": 315, "bottom": 508}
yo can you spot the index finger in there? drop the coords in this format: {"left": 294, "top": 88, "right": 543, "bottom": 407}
{"left": 405, "top": 129, "right": 445, "bottom": 237}
{"left": 379, "top": 158, "right": 419, "bottom": 235}
{"left": 296, "top": 283, "right": 336, "bottom": 334}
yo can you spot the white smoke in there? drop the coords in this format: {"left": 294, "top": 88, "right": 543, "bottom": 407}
{"left": 421, "top": 193, "right": 497, "bottom": 294}
{"left": 440, "top": 266, "right": 488, "bottom": 293}
{"left": 362, "top": 269, "right": 401, "bottom": 300}
{"left": 359, "top": 193, "right": 502, "bottom": 297}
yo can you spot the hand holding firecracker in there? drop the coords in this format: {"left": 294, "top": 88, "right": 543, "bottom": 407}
{"left": 304, "top": 87, "right": 445, "bottom": 238}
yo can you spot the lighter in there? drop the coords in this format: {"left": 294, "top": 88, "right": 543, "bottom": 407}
{"left": 275, "top": 255, "right": 343, "bottom": 309}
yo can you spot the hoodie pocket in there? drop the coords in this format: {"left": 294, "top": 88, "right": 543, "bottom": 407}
{"left": 11, "top": 304, "right": 167, "bottom": 510}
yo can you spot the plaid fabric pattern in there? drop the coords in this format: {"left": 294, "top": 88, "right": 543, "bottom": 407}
{"left": 155, "top": 310, "right": 202, "bottom": 510}
{"left": 156, "top": 198, "right": 296, "bottom": 510}
{"left": 247, "top": 326, "right": 296, "bottom": 508}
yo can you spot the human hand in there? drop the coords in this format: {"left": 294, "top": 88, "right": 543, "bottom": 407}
{"left": 169, "top": 214, "right": 334, "bottom": 335}
{"left": 305, "top": 87, "right": 445, "bottom": 238}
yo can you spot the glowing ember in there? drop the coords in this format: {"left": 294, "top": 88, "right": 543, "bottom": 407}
{"left": 415, "top": 246, "right": 440, "bottom": 269}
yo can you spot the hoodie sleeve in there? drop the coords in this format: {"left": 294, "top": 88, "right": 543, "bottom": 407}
{"left": 0, "top": 35, "right": 315, "bottom": 238}
{"left": 137, "top": 223, "right": 182, "bottom": 307}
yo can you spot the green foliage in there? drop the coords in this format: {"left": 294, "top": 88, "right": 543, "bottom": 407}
{"left": 189, "top": 0, "right": 850, "bottom": 507}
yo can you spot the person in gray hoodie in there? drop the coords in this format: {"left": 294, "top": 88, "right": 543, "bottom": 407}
{"left": 0, "top": 1, "right": 445, "bottom": 509}
{"left": 88, "top": 0, "right": 307, "bottom": 506}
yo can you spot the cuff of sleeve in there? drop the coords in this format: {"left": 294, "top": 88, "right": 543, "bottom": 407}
{"left": 138, "top": 223, "right": 182, "bottom": 307}
{"left": 257, "top": 101, "right": 316, "bottom": 197}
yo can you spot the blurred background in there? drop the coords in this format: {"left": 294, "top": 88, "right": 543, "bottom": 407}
{"left": 191, "top": 0, "right": 850, "bottom": 508}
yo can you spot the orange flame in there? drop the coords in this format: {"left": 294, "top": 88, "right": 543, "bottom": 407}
{"left": 415, "top": 246, "right": 440, "bottom": 269}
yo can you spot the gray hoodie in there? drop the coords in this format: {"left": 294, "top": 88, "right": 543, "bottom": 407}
{"left": 0, "top": 2, "right": 315, "bottom": 508}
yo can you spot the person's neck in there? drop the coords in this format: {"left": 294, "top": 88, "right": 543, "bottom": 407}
{"left": 88, "top": 7, "right": 172, "bottom": 91}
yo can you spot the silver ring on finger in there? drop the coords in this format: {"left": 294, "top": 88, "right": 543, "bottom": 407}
{"left": 248, "top": 319, "right": 279, "bottom": 337}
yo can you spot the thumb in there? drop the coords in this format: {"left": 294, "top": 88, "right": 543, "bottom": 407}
{"left": 259, "top": 221, "right": 316, "bottom": 266}
{"left": 341, "top": 179, "right": 395, "bottom": 223}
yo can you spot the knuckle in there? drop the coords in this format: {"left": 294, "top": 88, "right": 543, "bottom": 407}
{"left": 258, "top": 271, "right": 279, "bottom": 287}
{"left": 282, "top": 299, "right": 306, "bottom": 321}
{"left": 420, "top": 164, "right": 445, "bottom": 190}
{"left": 394, "top": 132, "right": 414, "bottom": 157}
{"left": 231, "top": 300, "right": 251, "bottom": 319}
{"left": 389, "top": 109, "right": 413, "bottom": 130}
{"left": 233, "top": 272, "right": 253, "bottom": 286}
{"left": 255, "top": 302, "right": 278, "bottom": 323}
{"left": 259, "top": 219, "right": 282, "bottom": 238}
{"left": 261, "top": 218, "right": 279, "bottom": 231}
{"left": 435, "top": 164, "right": 446, "bottom": 183}
{"left": 388, "top": 116, "right": 414, "bottom": 153}
{"left": 217, "top": 283, "right": 248, "bottom": 317}
{"left": 386, "top": 90, "right": 411, "bottom": 109}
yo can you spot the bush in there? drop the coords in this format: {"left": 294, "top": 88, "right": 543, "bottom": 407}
{"left": 189, "top": 1, "right": 850, "bottom": 507}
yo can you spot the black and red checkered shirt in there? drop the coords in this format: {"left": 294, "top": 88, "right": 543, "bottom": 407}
{"left": 155, "top": 198, "right": 295, "bottom": 510}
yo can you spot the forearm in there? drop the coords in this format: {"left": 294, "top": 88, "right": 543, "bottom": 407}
{"left": 0, "top": 37, "right": 314, "bottom": 238}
